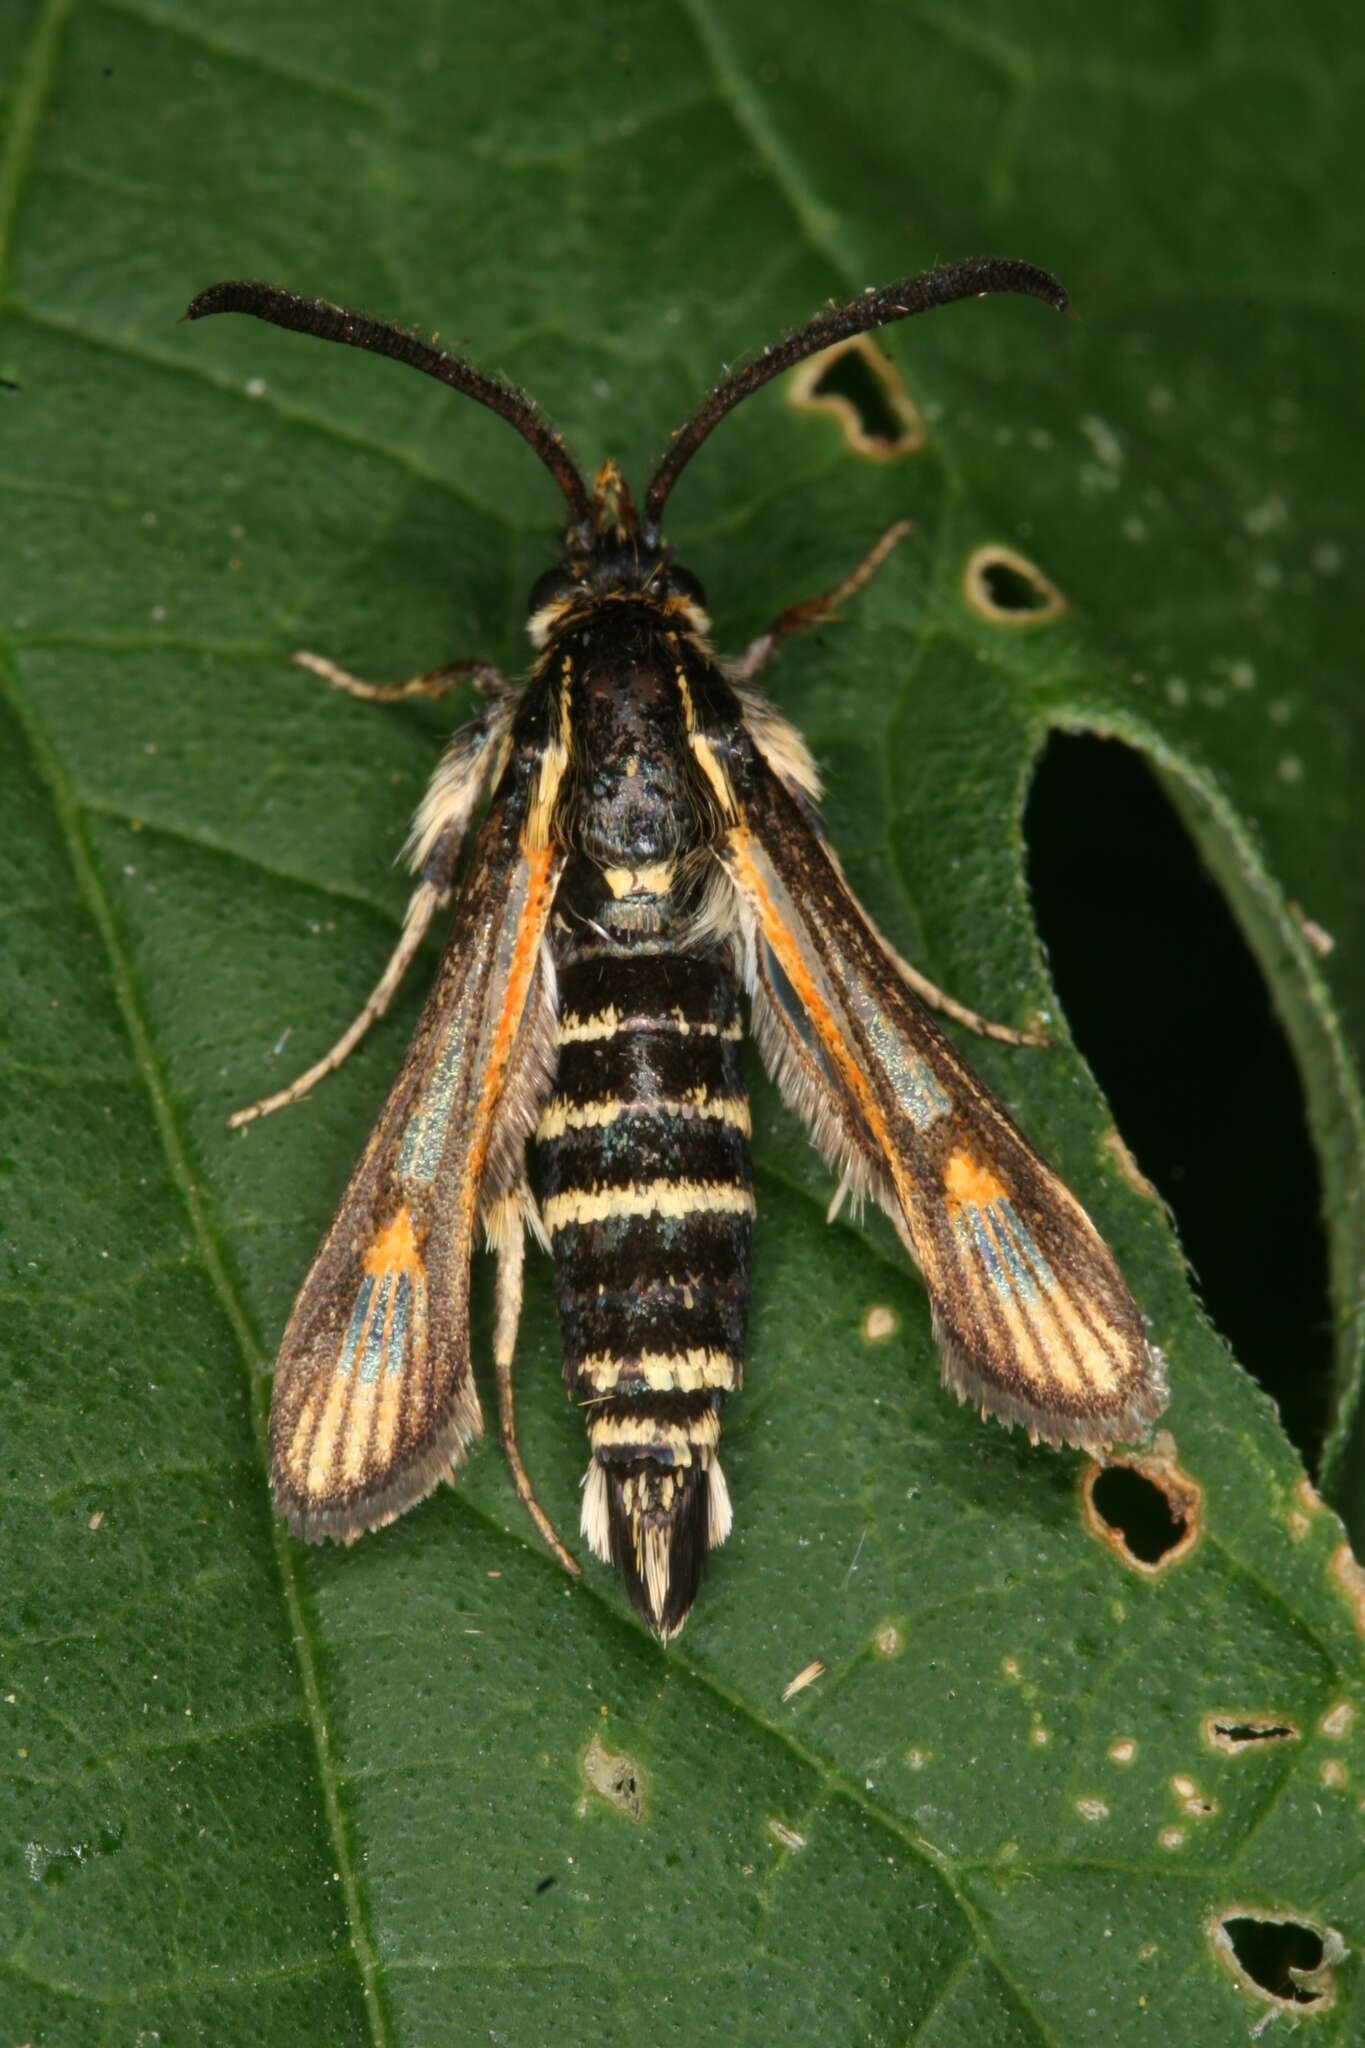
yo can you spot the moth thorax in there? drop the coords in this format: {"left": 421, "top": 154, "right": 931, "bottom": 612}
{"left": 567, "top": 644, "right": 699, "bottom": 869}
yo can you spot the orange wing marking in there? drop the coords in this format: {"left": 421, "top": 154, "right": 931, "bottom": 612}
{"left": 470, "top": 843, "right": 557, "bottom": 1182}
{"left": 363, "top": 1205, "right": 423, "bottom": 1280}
{"left": 730, "top": 826, "right": 896, "bottom": 1166}
{"left": 943, "top": 1148, "right": 1007, "bottom": 1216}
{"left": 397, "top": 844, "right": 557, "bottom": 1190}
{"left": 301, "top": 1203, "right": 429, "bottom": 1489}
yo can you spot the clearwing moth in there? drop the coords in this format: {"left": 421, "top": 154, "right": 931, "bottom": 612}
{"left": 187, "top": 258, "right": 1166, "bottom": 1641}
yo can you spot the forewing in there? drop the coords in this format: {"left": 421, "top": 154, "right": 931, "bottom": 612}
{"left": 724, "top": 753, "right": 1164, "bottom": 1452}
{"left": 267, "top": 795, "right": 563, "bottom": 1541}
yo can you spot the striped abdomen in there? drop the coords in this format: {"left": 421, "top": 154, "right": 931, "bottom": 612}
{"left": 538, "top": 944, "right": 751, "bottom": 1638}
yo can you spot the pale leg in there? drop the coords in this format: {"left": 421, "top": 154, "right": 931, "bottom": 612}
{"left": 729, "top": 520, "right": 914, "bottom": 683}
{"left": 292, "top": 651, "right": 510, "bottom": 704}
{"left": 492, "top": 1206, "right": 580, "bottom": 1578}
{"left": 227, "top": 828, "right": 464, "bottom": 1128}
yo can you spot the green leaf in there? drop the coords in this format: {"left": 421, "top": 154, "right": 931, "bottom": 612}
{"left": 3, "top": 2, "right": 1363, "bottom": 2042}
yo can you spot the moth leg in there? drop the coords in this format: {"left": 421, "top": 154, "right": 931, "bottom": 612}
{"left": 890, "top": 956, "right": 1049, "bottom": 1047}
{"left": 227, "top": 825, "right": 464, "bottom": 1129}
{"left": 491, "top": 1198, "right": 580, "bottom": 1579}
{"left": 729, "top": 518, "right": 1040, "bottom": 1044}
{"left": 728, "top": 518, "right": 914, "bottom": 682}
{"left": 292, "top": 650, "right": 510, "bottom": 704}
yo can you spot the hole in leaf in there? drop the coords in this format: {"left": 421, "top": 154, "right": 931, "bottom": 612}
{"left": 810, "top": 349, "right": 904, "bottom": 446}
{"left": 788, "top": 337, "right": 921, "bottom": 459}
{"left": 1025, "top": 734, "right": 1332, "bottom": 1465}
{"left": 1227, "top": 1919, "right": 1321, "bottom": 2002}
{"left": 1212, "top": 1912, "right": 1341, "bottom": 2009}
{"left": 1089, "top": 1464, "right": 1189, "bottom": 1564}
{"left": 1205, "top": 1716, "right": 1300, "bottom": 1754}
{"left": 962, "top": 543, "right": 1064, "bottom": 624}
{"left": 984, "top": 557, "right": 1049, "bottom": 612}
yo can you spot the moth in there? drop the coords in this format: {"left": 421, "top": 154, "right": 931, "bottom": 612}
{"left": 187, "top": 258, "right": 1166, "bottom": 1640}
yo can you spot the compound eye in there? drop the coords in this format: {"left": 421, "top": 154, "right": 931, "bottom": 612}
{"left": 526, "top": 566, "right": 575, "bottom": 615}
{"left": 667, "top": 564, "right": 707, "bottom": 609}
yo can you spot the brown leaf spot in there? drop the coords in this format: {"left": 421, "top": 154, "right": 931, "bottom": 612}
{"left": 581, "top": 1733, "right": 644, "bottom": 1820}
{"left": 1100, "top": 1129, "right": 1159, "bottom": 1201}
{"left": 1329, "top": 1543, "right": 1365, "bottom": 1641}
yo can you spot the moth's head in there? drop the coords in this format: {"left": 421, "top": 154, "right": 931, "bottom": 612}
{"left": 524, "top": 459, "right": 709, "bottom": 649}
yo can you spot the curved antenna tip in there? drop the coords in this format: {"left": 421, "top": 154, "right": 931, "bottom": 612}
{"left": 645, "top": 256, "right": 1070, "bottom": 522}
{"left": 180, "top": 279, "right": 593, "bottom": 526}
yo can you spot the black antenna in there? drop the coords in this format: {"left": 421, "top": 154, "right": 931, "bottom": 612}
{"left": 183, "top": 282, "right": 595, "bottom": 529}
{"left": 644, "top": 257, "right": 1070, "bottom": 527}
